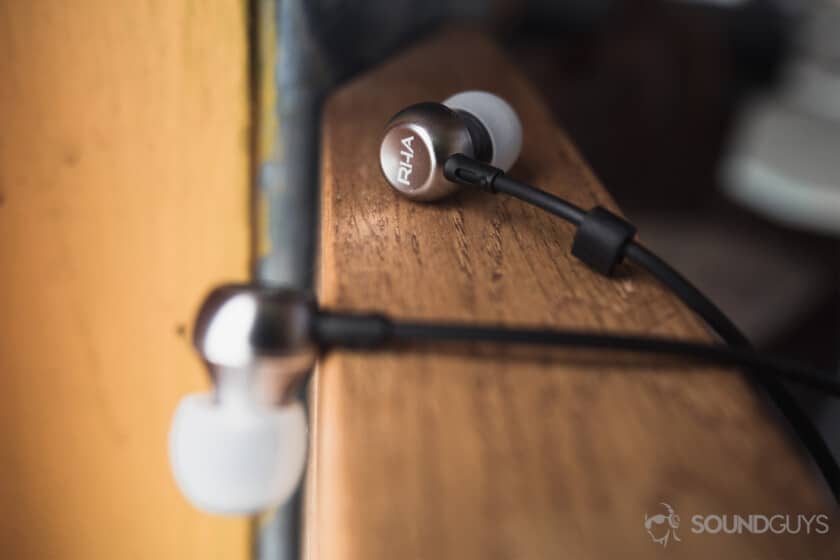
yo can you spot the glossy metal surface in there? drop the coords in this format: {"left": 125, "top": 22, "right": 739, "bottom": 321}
{"left": 193, "top": 284, "right": 318, "bottom": 404}
{"left": 380, "top": 102, "right": 476, "bottom": 201}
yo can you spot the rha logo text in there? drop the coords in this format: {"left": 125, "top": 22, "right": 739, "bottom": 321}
{"left": 397, "top": 135, "right": 414, "bottom": 186}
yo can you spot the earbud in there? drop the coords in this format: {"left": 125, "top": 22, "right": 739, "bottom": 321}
{"left": 169, "top": 285, "right": 317, "bottom": 515}
{"left": 170, "top": 281, "right": 840, "bottom": 512}
{"left": 379, "top": 91, "right": 523, "bottom": 201}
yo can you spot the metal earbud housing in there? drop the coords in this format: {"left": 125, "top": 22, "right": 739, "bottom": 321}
{"left": 193, "top": 283, "right": 318, "bottom": 405}
{"left": 380, "top": 102, "right": 478, "bottom": 201}
{"left": 380, "top": 91, "right": 523, "bottom": 201}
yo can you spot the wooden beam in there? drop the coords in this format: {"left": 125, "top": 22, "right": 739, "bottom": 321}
{"left": 0, "top": 1, "right": 251, "bottom": 557}
{"left": 312, "top": 30, "right": 833, "bottom": 558}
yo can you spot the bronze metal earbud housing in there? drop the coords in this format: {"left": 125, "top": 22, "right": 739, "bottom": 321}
{"left": 379, "top": 102, "right": 478, "bottom": 201}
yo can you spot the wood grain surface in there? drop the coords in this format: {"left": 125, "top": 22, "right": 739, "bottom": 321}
{"left": 311, "top": 30, "right": 838, "bottom": 559}
{"left": 0, "top": 2, "right": 250, "bottom": 557}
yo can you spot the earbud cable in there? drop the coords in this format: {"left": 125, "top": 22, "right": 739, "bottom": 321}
{"left": 315, "top": 311, "right": 840, "bottom": 397}
{"left": 442, "top": 153, "right": 840, "bottom": 501}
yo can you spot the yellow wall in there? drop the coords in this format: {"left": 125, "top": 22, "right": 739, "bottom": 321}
{"left": 0, "top": 1, "right": 251, "bottom": 557}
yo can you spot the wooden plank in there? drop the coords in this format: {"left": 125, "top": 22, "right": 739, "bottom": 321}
{"left": 0, "top": 1, "right": 251, "bottom": 557}
{"left": 312, "top": 30, "right": 835, "bottom": 558}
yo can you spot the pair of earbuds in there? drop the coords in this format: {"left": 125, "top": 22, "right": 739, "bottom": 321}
{"left": 170, "top": 91, "right": 525, "bottom": 516}
{"left": 169, "top": 91, "right": 840, "bottom": 516}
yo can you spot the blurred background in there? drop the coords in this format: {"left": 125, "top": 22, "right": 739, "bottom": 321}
{"left": 2, "top": 0, "right": 838, "bottom": 558}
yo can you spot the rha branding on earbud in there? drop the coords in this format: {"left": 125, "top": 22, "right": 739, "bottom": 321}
{"left": 397, "top": 135, "right": 414, "bottom": 186}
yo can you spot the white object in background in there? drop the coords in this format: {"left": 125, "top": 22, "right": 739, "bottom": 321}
{"left": 722, "top": 0, "right": 840, "bottom": 236}
{"left": 169, "top": 394, "right": 308, "bottom": 516}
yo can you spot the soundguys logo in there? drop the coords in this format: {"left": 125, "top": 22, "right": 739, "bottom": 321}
{"left": 644, "top": 503, "right": 830, "bottom": 546}
{"left": 645, "top": 503, "right": 681, "bottom": 546}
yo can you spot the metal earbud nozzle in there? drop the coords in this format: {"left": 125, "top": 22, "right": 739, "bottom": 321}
{"left": 380, "top": 91, "right": 522, "bottom": 201}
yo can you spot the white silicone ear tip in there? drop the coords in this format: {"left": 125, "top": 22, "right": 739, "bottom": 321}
{"left": 443, "top": 91, "right": 523, "bottom": 172}
{"left": 169, "top": 394, "right": 308, "bottom": 516}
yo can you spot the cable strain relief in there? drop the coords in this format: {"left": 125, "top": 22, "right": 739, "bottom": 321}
{"left": 571, "top": 207, "right": 637, "bottom": 276}
{"left": 443, "top": 154, "right": 502, "bottom": 193}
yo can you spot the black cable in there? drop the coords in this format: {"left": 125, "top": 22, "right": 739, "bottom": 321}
{"left": 443, "top": 154, "right": 588, "bottom": 226}
{"left": 443, "top": 153, "right": 840, "bottom": 500}
{"left": 493, "top": 174, "right": 587, "bottom": 226}
{"left": 625, "top": 241, "right": 840, "bottom": 500}
{"left": 623, "top": 243, "right": 748, "bottom": 345}
{"left": 314, "top": 311, "right": 840, "bottom": 397}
